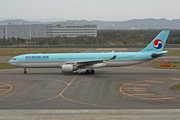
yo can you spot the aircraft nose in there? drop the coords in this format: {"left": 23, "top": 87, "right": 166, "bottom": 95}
{"left": 8, "top": 60, "right": 12, "bottom": 65}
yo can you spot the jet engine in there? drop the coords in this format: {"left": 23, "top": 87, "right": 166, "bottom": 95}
{"left": 61, "top": 64, "right": 77, "bottom": 73}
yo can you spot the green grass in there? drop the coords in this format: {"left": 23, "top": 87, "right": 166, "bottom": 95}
{"left": 152, "top": 61, "right": 180, "bottom": 69}
{"left": 167, "top": 50, "right": 180, "bottom": 56}
{"left": 0, "top": 48, "right": 71, "bottom": 56}
{"left": 171, "top": 84, "right": 180, "bottom": 89}
{"left": 0, "top": 63, "right": 18, "bottom": 69}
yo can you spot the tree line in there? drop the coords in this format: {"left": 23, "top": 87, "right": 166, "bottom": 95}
{"left": 0, "top": 30, "right": 180, "bottom": 46}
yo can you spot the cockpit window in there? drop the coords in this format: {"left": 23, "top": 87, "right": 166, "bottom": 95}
{"left": 13, "top": 58, "right": 16, "bottom": 60}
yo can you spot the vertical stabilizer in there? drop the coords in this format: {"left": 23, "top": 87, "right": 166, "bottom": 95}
{"left": 139, "top": 30, "right": 170, "bottom": 52}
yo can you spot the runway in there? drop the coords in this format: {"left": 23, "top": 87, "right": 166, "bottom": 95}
{"left": 0, "top": 109, "right": 180, "bottom": 120}
{"left": 0, "top": 66, "right": 180, "bottom": 109}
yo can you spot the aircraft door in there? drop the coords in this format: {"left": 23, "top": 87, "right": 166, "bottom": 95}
{"left": 97, "top": 55, "right": 101, "bottom": 60}
{"left": 136, "top": 54, "right": 140, "bottom": 59}
{"left": 22, "top": 56, "right": 24, "bottom": 61}
{"left": 51, "top": 56, "right": 55, "bottom": 61}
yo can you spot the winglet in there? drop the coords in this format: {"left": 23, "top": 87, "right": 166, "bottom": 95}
{"left": 110, "top": 55, "right": 117, "bottom": 60}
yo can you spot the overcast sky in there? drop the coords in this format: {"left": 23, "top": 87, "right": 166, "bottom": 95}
{"left": 1, "top": 0, "right": 180, "bottom": 21}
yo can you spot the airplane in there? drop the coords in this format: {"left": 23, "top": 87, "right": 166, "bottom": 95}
{"left": 8, "top": 30, "right": 170, "bottom": 74}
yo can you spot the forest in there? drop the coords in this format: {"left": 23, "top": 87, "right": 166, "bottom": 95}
{"left": 0, "top": 30, "right": 180, "bottom": 46}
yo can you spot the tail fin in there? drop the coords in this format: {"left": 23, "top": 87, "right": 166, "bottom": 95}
{"left": 139, "top": 30, "right": 170, "bottom": 52}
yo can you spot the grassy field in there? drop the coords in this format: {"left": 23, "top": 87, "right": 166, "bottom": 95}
{"left": 152, "top": 61, "right": 180, "bottom": 69}
{"left": 168, "top": 50, "right": 180, "bottom": 56}
{"left": 171, "top": 84, "right": 180, "bottom": 89}
{"left": 0, "top": 63, "right": 18, "bottom": 69}
{"left": 0, "top": 48, "right": 71, "bottom": 56}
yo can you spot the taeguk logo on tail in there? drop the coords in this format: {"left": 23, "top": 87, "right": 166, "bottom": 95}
{"left": 153, "top": 39, "right": 163, "bottom": 49}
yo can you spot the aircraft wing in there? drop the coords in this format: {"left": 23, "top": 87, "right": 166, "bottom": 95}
{"left": 65, "top": 55, "right": 117, "bottom": 65}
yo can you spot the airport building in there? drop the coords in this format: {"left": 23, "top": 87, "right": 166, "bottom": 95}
{"left": 0, "top": 22, "right": 97, "bottom": 39}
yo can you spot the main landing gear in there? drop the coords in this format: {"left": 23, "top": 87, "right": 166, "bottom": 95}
{"left": 24, "top": 68, "right": 27, "bottom": 74}
{"left": 85, "top": 69, "right": 95, "bottom": 74}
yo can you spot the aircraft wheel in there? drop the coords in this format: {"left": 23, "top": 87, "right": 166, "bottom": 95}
{"left": 90, "top": 70, "right": 95, "bottom": 74}
{"left": 85, "top": 70, "right": 89, "bottom": 74}
{"left": 24, "top": 71, "right": 27, "bottom": 74}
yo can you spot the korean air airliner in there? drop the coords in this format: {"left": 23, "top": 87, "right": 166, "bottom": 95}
{"left": 8, "top": 30, "right": 170, "bottom": 74}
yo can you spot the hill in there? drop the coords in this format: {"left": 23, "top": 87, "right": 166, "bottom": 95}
{"left": 1, "top": 18, "right": 180, "bottom": 29}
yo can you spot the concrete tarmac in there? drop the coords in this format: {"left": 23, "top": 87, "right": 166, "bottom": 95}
{"left": 1, "top": 67, "right": 180, "bottom": 120}
{"left": 0, "top": 109, "right": 180, "bottom": 120}
{"left": 0, "top": 67, "right": 180, "bottom": 109}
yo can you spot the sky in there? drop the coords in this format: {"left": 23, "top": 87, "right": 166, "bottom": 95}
{"left": 0, "top": 0, "right": 180, "bottom": 21}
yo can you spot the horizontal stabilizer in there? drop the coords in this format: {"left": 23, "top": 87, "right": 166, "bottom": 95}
{"left": 151, "top": 51, "right": 168, "bottom": 58}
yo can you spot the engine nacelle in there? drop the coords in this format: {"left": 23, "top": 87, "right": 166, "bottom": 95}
{"left": 62, "top": 64, "right": 77, "bottom": 73}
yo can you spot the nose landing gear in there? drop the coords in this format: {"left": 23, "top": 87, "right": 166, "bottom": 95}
{"left": 24, "top": 68, "right": 27, "bottom": 74}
